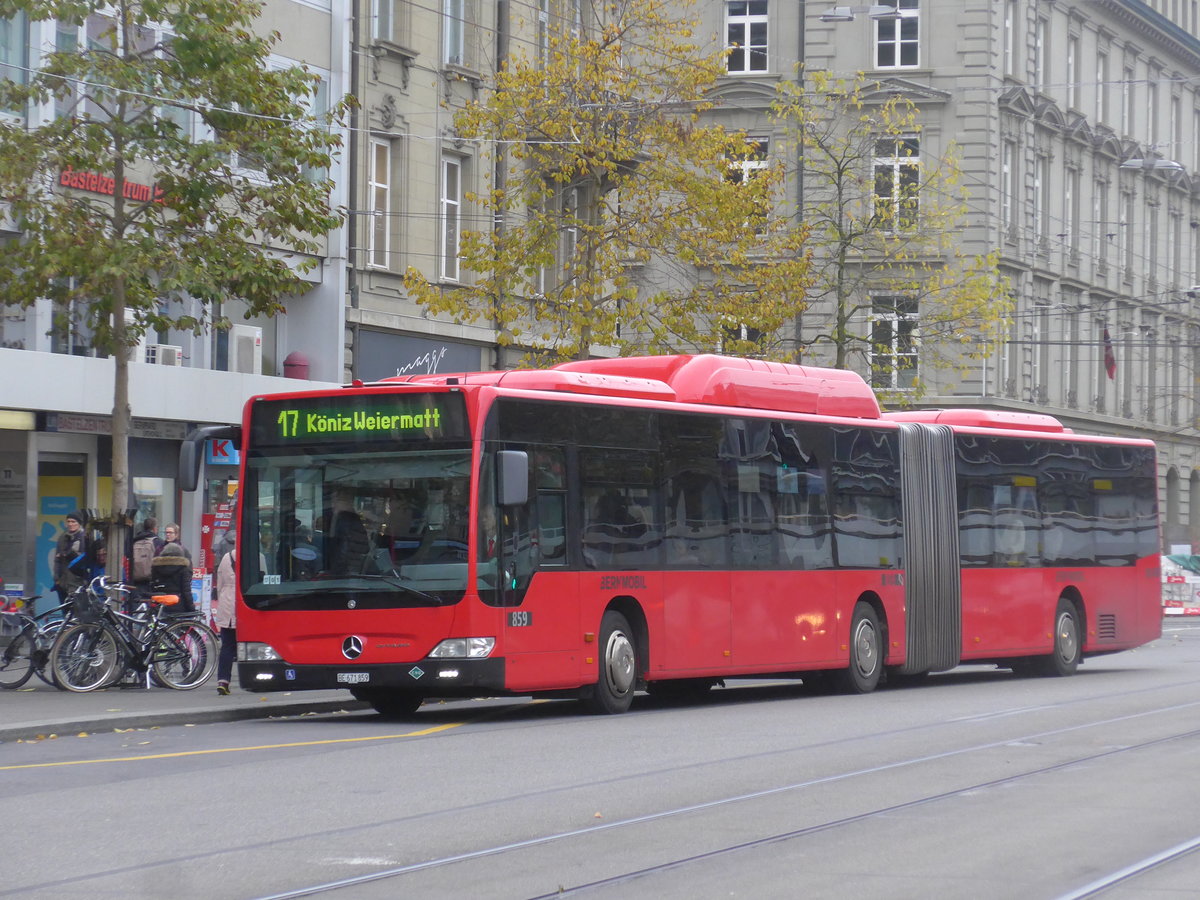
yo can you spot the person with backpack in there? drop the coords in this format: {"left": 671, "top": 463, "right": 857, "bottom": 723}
{"left": 129, "top": 517, "right": 162, "bottom": 596}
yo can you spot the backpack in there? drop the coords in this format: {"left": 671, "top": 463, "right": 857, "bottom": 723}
{"left": 132, "top": 536, "right": 156, "bottom": 581}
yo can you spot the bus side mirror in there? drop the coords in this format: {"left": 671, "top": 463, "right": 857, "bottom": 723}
{"left": 497, "top": 450, "right": 529, "bottom": 507}
{"left": 179, "top": 425, "right": 241, "bottom": 492}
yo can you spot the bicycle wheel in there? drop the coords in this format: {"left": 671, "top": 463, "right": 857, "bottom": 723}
{"left": 152, "top": 620, "right": 217, "bottom": 689}
{"left": 33, "top": 619, "right": 67, "bottom": 687}
{"left": 0, "top": 623, "right": 37, "bottom": 689}
{"left": 50, "top": 622, "right": 124, "bottom": 692}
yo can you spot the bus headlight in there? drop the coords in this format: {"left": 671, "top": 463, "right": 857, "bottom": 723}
{"left": 429, "top": 637, "right": 495, "bottom": 659}
{"left": 239, "top": 642, "right": 283, "bottom": 662}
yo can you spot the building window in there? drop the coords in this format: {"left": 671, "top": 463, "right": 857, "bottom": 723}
{"left": 728, "top": 138, "right": 769, "bottom": 185}
{"left": 875, "top": 0, "right": 919, "bottom": 69}
{"left": 1066, "top": 36, "right": 1079, "bottom": 109}
{"left": 1063, "top": 301, "right": 1080, "bottom": 408}
{"left": 1096, "top": 52, "right": 1107, "bottom": 123}
{"left": 1120, "top": 190, "right": 1135, "bottom": 275}
{"left": 1033, "top": 18, "right": 1047, "bottom": 88}
{"left": 1064, "top": 167, "right": 1080, "bottom": 255}
{"left": 1032, "top": 155, "right": 1049, "bottom": 245}
{"left": 728, "top": 138, "right": 770, "bottom": 230}
{"left": 874, "top": 136, "right": 919, "bottom": 231}
{"left": 1003, "top": 0, "right": 1017, "bottom": 77}
{"left": 537, "top": 0, "right": 549, "bottom": 67}
{"left": 368, "top": 139, "right": 391, "bottom": 269}
{"left": 444, "top": 0, "right": 464, "bottom": 66}
{"left": 725, "top": 1, "right": 767, "bottom": 74}
{"left": 1194, "top": 109, "right": 1200, "bottom": 173}
{"left": 440, "top": 154, "right": 462, "bottom": 282}
{"left": 1147, "top": 79, "right": 1158, "bottom": 146}
{"left": 372, "top": 0, "right": 393, "bottom": 42}
{"left": 1031, "top": 303, "right": 1049, "bottom": 402}
{"left": 53, "top": 20, "right": 79, "bottom": 119}
{"left": 1171, "top": 211, "right": 1183, "bottom": 289}
{"left": 0, "top": 12, "right": 28, "bottom": 117}
{"left": 560, "top": 186, "right": 580, "bottom": 285}
{"left": 1169, "top": 329, "right": 1181, "bottom": 425}
{"left": 1001, "top": 139, "right": 1017, "bottom": 234}
{"left": 1192, "top": 215, "right": 1200, "bottom": 287}
{"left": 1171, "top": 95, "right": 1182, "bottom": 158}
{"left": 1092, "top": 179, "right": 1109, "bottom": 269}
{"left": 870, "top": 296, "right": 918, "bottom": 390}
{"left": 1146, "top": 203, "right": 1159, "bottom": 288}
{"left": 1121, "top": 65, "right": 1134, "bottom": 137}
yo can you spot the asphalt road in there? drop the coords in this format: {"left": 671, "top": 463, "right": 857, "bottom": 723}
{"left": 5, "top": 620, "right": 1200, "bottom": 900}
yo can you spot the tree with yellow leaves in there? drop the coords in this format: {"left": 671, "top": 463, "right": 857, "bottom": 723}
{"left": 404, "top": 0, "right": 812, "bottom": 364}
{"left": 771, "top": 71, "right": 1010, "bottom": 402}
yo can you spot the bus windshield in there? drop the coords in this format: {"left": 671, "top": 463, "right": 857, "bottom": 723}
{"left": 241, "top": 446, "right": 474, "bottom": 610}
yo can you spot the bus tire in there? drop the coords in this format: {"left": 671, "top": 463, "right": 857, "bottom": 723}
{"left": 831, "top": 602, "right": 883, "bottom": 694}
{"left": 581, "top": 611, "right": 637, "bottom": 715}
{"left": 352, "top": 688, "right": 422, "bottom": 717}
{"left": 1035, "top": 598, "right": 1081, "bottom": 677}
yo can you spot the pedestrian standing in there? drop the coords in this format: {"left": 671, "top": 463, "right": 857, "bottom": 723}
{"left": 53, "top": 510, "right": 89, "bottom": 603}
{"left": 150, "top": 541, "right": 195, "bottom": 616}
{"left": 161, "top": 523, "right": 192, "bottom": 563}
{"left": 214, "top": 531, "right": 238, "bottom": 695}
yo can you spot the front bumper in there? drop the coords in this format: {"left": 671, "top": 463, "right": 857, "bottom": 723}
{"left": 237, "top": 656, "right": 506, "bottom": 695}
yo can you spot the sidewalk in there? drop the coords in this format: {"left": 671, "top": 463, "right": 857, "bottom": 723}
{"left": 0, "top": 679, "right": 368, "bottom": 743}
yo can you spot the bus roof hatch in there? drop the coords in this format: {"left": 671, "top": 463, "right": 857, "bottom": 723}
{"left": 555, "top": 354, "right": 881, "bottom": 419}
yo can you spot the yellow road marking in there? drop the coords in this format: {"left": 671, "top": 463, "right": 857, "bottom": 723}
{"left": 0, "top": 720, "right": 467, "bottom": 771}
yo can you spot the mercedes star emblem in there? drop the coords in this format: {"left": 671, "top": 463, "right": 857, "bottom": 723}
{"left": 342, "top": 635, "right": 364, "bottom": 660}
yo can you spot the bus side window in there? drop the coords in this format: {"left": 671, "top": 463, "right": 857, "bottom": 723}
{"left": 530, "top": 447, "right": 567, "bottom": 565}
{"left": 537, "top": 493, "right": 566, "bottom": 563}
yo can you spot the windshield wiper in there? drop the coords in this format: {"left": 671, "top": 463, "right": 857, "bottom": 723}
{"left": 247, "top": 577, "right": 444, "bottom": 607}
{"left": 352, "top": 574, "right": 444, "bottom": 604}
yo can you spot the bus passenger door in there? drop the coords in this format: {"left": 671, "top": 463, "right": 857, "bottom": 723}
{"left": 497, "top": 451, "right": 580, "bottom": 690}
{"left": 659, "top": 471, "right": 731, "bottom": 674}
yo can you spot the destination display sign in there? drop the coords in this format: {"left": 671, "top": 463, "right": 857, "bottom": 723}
{"left": 250, "top": 393, "right": 469, "bottom": 447}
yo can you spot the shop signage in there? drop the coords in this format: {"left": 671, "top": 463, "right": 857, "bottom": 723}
{"left": 45, "top": 413, "right": 187, "bottom": 441}
{"left": 59, "top": 168, "right": 163, "bottom": 203}
{"left": 356, "top": 330, "right": 483, "bottom": 382}
{"left": 206, "top": 438, "right": 240, "bottom": 465}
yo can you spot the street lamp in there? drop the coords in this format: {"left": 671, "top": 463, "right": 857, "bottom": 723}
{"left": 819, "top": 5, "right": 902, "bottom": 23}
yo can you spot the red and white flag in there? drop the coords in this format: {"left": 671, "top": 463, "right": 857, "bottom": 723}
{"left": 1103, "top": 327, "right": 1117, "bottom": 380}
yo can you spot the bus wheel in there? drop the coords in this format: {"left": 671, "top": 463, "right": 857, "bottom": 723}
{"left": 832, "top": 603, "right": 883, "bottom": 694}
{"left": 582, "top": 611, "right": 637, "bottom": 715}
{"left": 1036, "top": 599, "right": 1081, "bottom": 677}
{"left": 352, "top": 688, "right": 422, "bottom": 717}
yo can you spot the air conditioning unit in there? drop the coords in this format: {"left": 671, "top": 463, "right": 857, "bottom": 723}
{"left": 144, "top": 343, "right": 184, "bottom": 366}
{"left": 229, "top": 324, "right": 263, "bottom": 375}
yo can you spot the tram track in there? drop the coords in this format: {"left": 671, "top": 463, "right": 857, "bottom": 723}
{"left": 8, "top": 675, "right": 1200, "bottom": 898}
{"left": 1055, "top": 834, "right": 1200, "bottom": 899}
{"left": 249, "top": 707, "right": 1200, "bottom": 900}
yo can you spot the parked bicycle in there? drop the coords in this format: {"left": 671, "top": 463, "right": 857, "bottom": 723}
{"left": 0, "top": 594, "right": 79, "bottom": 690}
{"left": 49, "top": 577, "right": 217, "bottom": 693}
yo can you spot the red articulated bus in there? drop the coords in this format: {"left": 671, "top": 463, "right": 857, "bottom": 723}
{"left": 180, "top": 354, "right": 1161, "bottom": 715}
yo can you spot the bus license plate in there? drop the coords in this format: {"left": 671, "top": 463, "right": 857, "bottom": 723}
{"left": 336, "top": 672, "right": 370, "bottom": 684}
